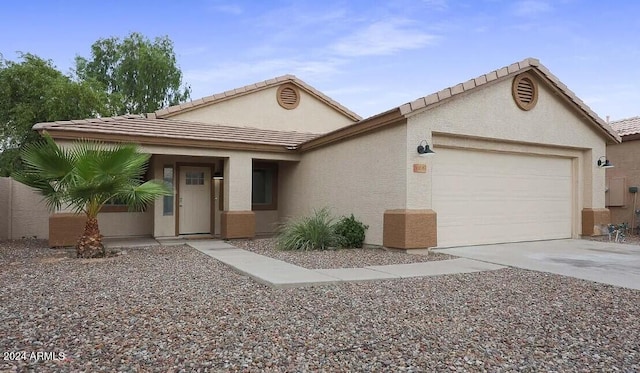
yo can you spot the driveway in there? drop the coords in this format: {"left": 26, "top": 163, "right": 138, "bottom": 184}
{"left": 434, "top": 239, "right": 640, "bottom": 290}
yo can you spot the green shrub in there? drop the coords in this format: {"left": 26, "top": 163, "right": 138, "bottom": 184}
{"left": 276, "top": 208, "right": 342, "bottom": 251}
{"left": 334, "top": 214, "right": 369, "bottom": 248}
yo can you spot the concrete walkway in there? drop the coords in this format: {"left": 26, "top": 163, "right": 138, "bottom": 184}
{"left": 186, "top": 240, "right": 505, "bottom": 288}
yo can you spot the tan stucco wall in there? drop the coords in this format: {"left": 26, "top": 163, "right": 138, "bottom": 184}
{"left": 279, "top": 124, "right": 407, "bottom": 245}
{"left": 606, "top": 140, "right": 640, "bottom": 226}
{"left": 168, "top": 87, "right": 356, "bottom": 133}
{"left": 405, "top": 76, "right": 609, "bottom": 238}
{"left": 11, "top": 182, "right": 49, "bottom": 239}
{"left": 255, "top": 210, "right": 279, "bottom": 234}
{"left": 0, "top": 177, "right": 152, "bottom": 240}
{"left": 98, "top": 211, "right": 153, "bottom": 237}
{"left": 0, "top": 177, "right": 50, "bottom": 239}
{"left": 0, "top": 178, "right": 9, "bottom": 239}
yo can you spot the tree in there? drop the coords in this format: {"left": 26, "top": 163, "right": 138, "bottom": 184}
{"left": 13, "top": 135, "right": 171, "bottom": 258}
{"left": 0, "top": 54, "right": 108, "bottom": 176}
{"left": 75, "top": 32, "right": 191, "bottom": 115}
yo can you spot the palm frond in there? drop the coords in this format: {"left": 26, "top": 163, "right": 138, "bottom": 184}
{"left": 119, "top": 180, "right": 171, "bottom": 211}
{"left": 13, "top": 134, "right": 167, "bottom": 216}
{"left": 18, "top": 135, "right": 74, "bottom": 182}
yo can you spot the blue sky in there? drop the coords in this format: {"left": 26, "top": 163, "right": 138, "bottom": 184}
{"left": 1, "top": 0, "right": 638, "bottom": 120}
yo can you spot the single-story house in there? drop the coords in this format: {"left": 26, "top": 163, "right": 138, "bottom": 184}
{"left": 33, "top": 57, "right": 620, "bottom": 249}
{"left": 605, "top": 117, "right": 640, "bottom": 230}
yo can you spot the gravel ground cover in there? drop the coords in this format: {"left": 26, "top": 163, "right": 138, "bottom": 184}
{"left": 1, "top": 239, "right": 639, "bottom": 372}
{"left": 232, "top": 238, "right": 454, "bottom": 269}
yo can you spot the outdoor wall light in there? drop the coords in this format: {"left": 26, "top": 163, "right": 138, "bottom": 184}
{"left": 417, "top": 140, "right": 436, "bottom": 157}
{"left": 597, "top": 156, "right": 614, "bottom": 169}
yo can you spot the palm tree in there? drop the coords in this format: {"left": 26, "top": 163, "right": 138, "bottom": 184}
{"left": 13, "top": 135, "right": 170, "bottom": 258}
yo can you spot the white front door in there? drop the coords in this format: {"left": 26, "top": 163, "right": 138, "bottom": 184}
{"left": 179, "top": 166, "right": 211, "bottom": 234}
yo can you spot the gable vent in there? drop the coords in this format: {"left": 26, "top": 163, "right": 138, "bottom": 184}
{"left": 277, "top": 84, "right": 300, "bottom": 110}
{"left": 512, "top": 73, "right": 538, "bottom": 111}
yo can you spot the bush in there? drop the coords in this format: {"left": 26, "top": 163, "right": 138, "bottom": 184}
{"left": 276, "top": 208, "right": 342, "bottom": 251}
{"left": 334, "top": 214, "right": 369, "bottom": 248}
{"left": 276, "top": 209, "right": 370, "bottom": 251}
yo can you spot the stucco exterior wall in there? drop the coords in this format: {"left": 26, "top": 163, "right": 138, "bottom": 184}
{"left": 97, "top": 211, "right": 153, "bottom": 237}
{"left": 0, "top": 177, "right": 152, "bottom": 240}
{"left": 0, "top": 177, "right": 50, "bottom": 240}
{"left": 255, "top": 210, "right": 279, "bottom": 234}
{"left": 279, "top": 124, "right": 408, "bottom": 245}
{"left": 0, "top": 178, "right": 10, "bottom": 239}
{"left": 168, "top": 87, "right": 356, "bottom": 133}
{"left": 606, "top": 140, "right": 640, "bottom": 226}
{"left": 406, "top": 76, "right": 608, "bottom": 221}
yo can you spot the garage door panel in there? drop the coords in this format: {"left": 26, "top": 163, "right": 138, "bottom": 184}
{"left": 433, "top": 148, "right": 572, "bottom": 247}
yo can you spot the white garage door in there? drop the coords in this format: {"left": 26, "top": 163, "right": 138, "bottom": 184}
{"left": 432, "top": 148, "right": 573, "bottom": 247}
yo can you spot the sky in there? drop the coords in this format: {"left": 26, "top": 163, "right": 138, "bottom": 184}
{"left": 1, "top": 0, "right": 638, "bottom": 121}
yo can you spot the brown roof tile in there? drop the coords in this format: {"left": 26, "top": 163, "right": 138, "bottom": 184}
{"left": 610, "top": 116, "right": 640, "bottom": 137}
{"left": 155, "top": 75, "right": 362, "bottom": 121}
{"left": 34, "top": 115, "right": 320, "bottom": 149}
{"left": 450, "top": 83, "right": 464, "bottom": 95}
{"left": 462, "top": 79, "right": 476, "bottom": 90}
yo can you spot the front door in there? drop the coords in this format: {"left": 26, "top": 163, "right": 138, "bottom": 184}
{"left": 179, "top": 166, "right": 211, "bottom": 234}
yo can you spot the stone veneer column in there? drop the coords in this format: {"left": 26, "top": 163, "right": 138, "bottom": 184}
{"left": 581, "top": 208, "right": 610, "bottom": 236}
{"left": 383, "top": 209, "right": 437, "bottom": 249}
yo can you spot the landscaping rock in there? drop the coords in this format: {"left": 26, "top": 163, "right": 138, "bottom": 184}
{"left": 1, "top": 240, "right": 639, "bottom": 371}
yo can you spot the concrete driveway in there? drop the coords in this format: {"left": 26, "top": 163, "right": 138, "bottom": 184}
{"left": 434, "top": 239, "right": 640, "bottom": 290}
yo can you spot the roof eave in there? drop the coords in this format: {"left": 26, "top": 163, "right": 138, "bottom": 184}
{"left": 619, "top": 133, "right": 640, "bottom": 142}
{"left": 155, "top": 75, "right": 362, "bottom": 122}
{"left": 298, "top": 108, "right": 405, "bottom": 151}
{"left": 39, "top": 129, "right": 297, "bottom": 153}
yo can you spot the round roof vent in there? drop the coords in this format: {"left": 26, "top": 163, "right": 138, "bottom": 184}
{"left": 277, "top": 83, "right": 300, "bottom": 110}
{"left": 512, "top": 73, "right": 538, "bottom": 111}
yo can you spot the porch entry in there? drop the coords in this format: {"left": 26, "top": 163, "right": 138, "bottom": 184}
{"left": 179, "top": 166, "right": 212, "bottom": 234}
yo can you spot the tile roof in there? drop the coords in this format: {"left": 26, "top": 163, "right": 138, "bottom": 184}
{"left": 154, "top": 75, "right": 362, "bottom": 121}
{"left": 34, "top": 115, "right": 320, "bottom": 149}
{"left": 34, "top": 57, "right": 621, "bottom": 153}
{"left": 398, "top": 57, "right": 620, "bottom": 143}
{"left": 610, "top": 116, "right": 640, "bottom": 137}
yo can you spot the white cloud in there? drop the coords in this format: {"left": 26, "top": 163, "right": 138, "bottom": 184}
{"left": 330, "top": 18, "right": 437, "bottom": 57}
{"left": 512, "top": 1, "right": 552, "bottom": 17}
{"left": 184, "top": 58, "right": 346, "bottom": 86}
{"left": 206, "top": 1, "right": 243, "bottom": 15}
{"left": 421, "top": 0, "right": 449, "bottom": 11}
{"left": 254, "top": 6, "right": 348, "bottom": 36}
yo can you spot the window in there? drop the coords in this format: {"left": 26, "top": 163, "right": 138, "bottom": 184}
{"left": 101, "top": 167, "right": 152, "bottom": 213}
{"left": 101, "top": 196, "right": 129, "bottom": 212}
{"left": 163, "top": 166, "right": 174, "bottom": 216}
{"left": 185, "top": 171, "right": 205, "bottom": 185}
{"left": 252, "top": 162, "right": 278, "bottom": 210}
